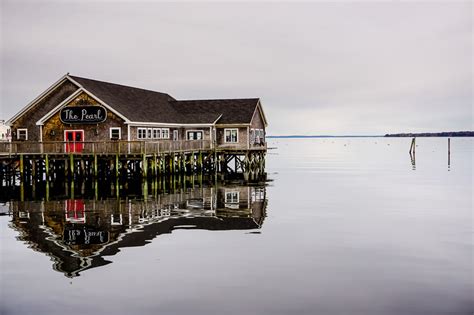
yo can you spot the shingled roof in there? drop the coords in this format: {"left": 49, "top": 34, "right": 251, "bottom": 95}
{"left": 171, "top": 99, "right": 260, "bottom": 124}
{"left": 70, "top": 75, "right": 262, "bottom": 125}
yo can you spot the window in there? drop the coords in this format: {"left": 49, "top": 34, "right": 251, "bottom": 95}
{"left": 250, "top": 129, "right": 255, "bottom": 144}
{"left": 259, "top": 129, "right": 265, "bottom": 143}
{"left": 153, "top": 128, "right": 161, "bottom": 139}
{"left": 187, "top": 131, "right": 203, "bottom": 140}
{"left": 111, "top": 214, "right": 122, "bottom": 225}
{"left": 17, "top": 128, "right": 28, "bottom": 141}
{"left": 147, "top": 128, "right": 153, "bottom": 139}
{"left": 252, "top": 187, "right": 265, "bottom": 202}
{"left": 137, "top": 128, "right": 147, "bottom": 139}
{"left": 255, "top": 129, "right": 260, "bottom": 143}
{"left": 173, "top": 130, "right": 179, "bottom": 141}
{"left": 225, "top": 129, "right": 238, "bottom": 143}
{"left": 225, "top": 191, "right": 240, "bottom": 209}
{"left": 110, "top": 127, "right": 121, "bottom": 140}
{"left": 161, "top": 128, "right": 170, "bottom": 139}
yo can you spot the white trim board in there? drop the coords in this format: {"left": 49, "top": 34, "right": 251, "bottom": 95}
{"left": 128, "top": 122, "right": 215, "bottom": 127}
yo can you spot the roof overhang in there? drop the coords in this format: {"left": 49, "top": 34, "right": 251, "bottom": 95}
{"left": 215, "top": 123, "right": 251, "bottom": 128}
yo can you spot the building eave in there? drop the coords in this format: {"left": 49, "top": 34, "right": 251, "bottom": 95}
{"left": 127, "top": 121, "right": 216, "bottom": 127}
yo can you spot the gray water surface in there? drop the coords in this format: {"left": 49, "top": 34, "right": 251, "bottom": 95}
{"left": 1, "top": 137, "right": 472, "bottom": 315}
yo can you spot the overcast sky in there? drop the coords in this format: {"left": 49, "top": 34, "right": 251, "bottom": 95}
{"left": 1, "top": 0, "right": 472, "bottom": 135}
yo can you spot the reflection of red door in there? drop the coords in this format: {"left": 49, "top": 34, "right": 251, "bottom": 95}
{"left": 65, "top": 130, "right": 84, "bottom": 153}
{"left": 65, "top": 199, "right": 85, "bottom": 223}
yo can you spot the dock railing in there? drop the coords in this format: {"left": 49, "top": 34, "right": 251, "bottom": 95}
{"left": 0, "top": 140, "right": 212, "bottom": 156}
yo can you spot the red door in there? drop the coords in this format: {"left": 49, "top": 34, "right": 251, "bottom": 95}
{"left": 65, "top": 130, "right": 84, "bottom": 153}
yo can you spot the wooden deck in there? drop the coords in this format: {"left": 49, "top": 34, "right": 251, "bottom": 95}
{"left": 0, "top": 140, "right": 267, "bottom": 185}
{"left": 0, "top": 140, "right": 267, "bottom": 157}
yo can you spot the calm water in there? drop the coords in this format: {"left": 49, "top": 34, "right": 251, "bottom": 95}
{"left": 1, "top": 137, "right": 472, "bottom": 315}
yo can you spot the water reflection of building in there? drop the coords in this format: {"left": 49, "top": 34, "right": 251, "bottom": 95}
{"left": 9, "top": 185, "right": 267, "bottom": 277}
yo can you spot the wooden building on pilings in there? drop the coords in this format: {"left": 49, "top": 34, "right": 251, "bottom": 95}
{"left": 1, "top": 74, "right": 268, "bottom": 183}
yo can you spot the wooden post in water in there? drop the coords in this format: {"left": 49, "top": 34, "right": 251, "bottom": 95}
{"left": 115, "top": 154, "right": 120, "bottom": 178}
{"left": 409, "top": 137, "right": 416, "bottom": 154}
{"left": 142, "top": 153, "right": 147, "bottom": 177}
{"left": 94, "top": 154, "right": 98, "bottom": 177}
{"left": 19, "top": 154, "right": 24, "bottom": 180}
{"left": 153, "top": 153, "right": 157, "bottom": 177}
{"left": 45, "top": 154, "right": 49, "bottom": 179}
{"left": 448, "top": 138, "right": 451, "bottom": 168}
{"left": 69, "top": 154, "right": 74, "bottom": 179}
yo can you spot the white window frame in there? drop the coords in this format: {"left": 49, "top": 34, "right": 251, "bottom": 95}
{"left": 173, "top": 130, "right": 179, "bottom": 141}
{"left": 225, "top": 191, "right": 239, "bottom": 209}
{"left": 17, "top": 128, "right": 28, "bottom": 141}
{"left": 161, "top": 128, "right": 170, "bottom": 139}
{"left": 254, "top": 129, "right": 261, "bottom": 144}
{"left": 153, "top": 128, "right": 161, "bottom": 139}
{"left": 187, "top": 130, "right": 203, "bottom": 141}
{"left": 224, "top": 128, "right": 238, "bottom": 143}
{"left": 109, "top": 127, "right": 121, "bottom": 140}
{"left": 147, "top": 128, "right": 153, "bottom": 139}
{"left": 225, "top": 191, "right": 239, "bottom": 203}
{"left": 137, "top": 128, "right": 147, "bottom": 139}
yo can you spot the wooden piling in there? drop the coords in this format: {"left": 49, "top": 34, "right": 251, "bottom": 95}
{"left": 142, "top": 154, "right": 147, "bottom": 177}
{"left": 115, "top": 154, "right": 120, "bottom": 178}
{"left": 69, "top": 154, "right": 74, "bottom": 179}
{"left": 45, "top": 154, "right": 49, "bottom": 179}
{"left": 94, "top": 154, "right": 98, "bottom": 177}
{"left": 448, "top": 138, "right": 451, "bottom": 167}
{"left": 19, "top": 154, "right": 24, "bottom": 179}
{"left": 409, "top": 137, "right": 416, "bottom": 155}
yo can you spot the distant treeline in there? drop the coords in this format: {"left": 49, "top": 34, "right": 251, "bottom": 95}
{"left": 385, "top": 131, "right": 474, "bottom": 137}
{"left": 266, "top": 135, "right": 381, "bottom": 138}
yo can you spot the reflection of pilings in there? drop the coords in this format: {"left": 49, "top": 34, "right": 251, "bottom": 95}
{"left": 410, "top": 151, "right": 416, "bottom": 170}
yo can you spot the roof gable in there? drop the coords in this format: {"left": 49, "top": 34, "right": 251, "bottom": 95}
{"left": 7, "top": 75, "right": 80, "bottom": 125}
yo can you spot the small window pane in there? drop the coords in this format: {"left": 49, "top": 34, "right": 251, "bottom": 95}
{"left": 153, "top": 128, "right": 160, "bottom": 139}
{"left": 225, "top": 129, "right": 237, "bottom": 143}
{"left": 138, "top": 128, "right": 146, "bottom": 139}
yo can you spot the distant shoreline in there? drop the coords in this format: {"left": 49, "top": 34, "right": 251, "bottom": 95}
{"left": 267, "top": 131, "right": 473, "bottom": 138}
{"left": 384, "top": 131, "right": 473, "bottom": 137}
{"left": 266, "top": 135, "right": 383, "bottom": 138}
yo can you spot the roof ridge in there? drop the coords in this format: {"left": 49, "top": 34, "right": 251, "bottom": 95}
{"left": 69, "top": 75, "right": 174, "bottom": 99}
{"left": 174, "top": 98, "right": 259, "bottom": 102}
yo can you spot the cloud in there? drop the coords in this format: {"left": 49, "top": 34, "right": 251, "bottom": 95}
{"left": 1, "top": 1, "right": 472, "bottom": 134}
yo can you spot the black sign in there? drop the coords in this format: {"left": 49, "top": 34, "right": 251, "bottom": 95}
{"left": 60, "top": 106, "right": 107, "bottom": 124}
{"left": 63, "top": 226, "right": 109, "bottom": 245}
